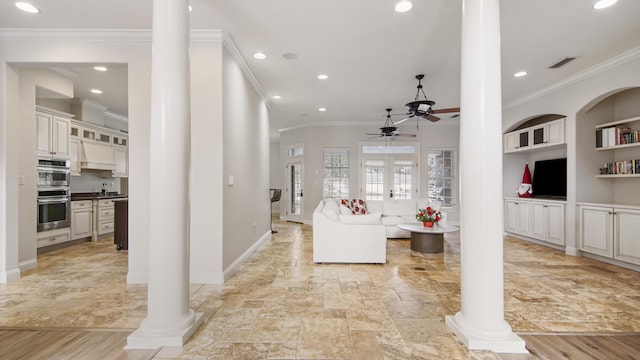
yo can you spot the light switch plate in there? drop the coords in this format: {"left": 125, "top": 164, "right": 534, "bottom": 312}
{"left": 228, "top": 175, "right": 234, "bottom": 186}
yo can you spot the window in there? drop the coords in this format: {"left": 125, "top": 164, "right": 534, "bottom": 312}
{"left": 323, "top": 149, "right": 349, "bottom": 198}
{"left": 427, "top": 149, "right": 455, "bottom": 206}
{"left": 364, "top": 159, "right": 385, "bottom": 200}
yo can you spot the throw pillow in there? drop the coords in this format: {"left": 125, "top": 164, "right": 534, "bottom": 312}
{"left": 341, "top": 198, "right": 368, "bottom": 215}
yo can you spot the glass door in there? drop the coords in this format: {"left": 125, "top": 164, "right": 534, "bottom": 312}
{"left": 285, "top": 159, "right": 304, "bottom": 223}
{"left": 362, "top": 156, "right": 416, "bottom": 200}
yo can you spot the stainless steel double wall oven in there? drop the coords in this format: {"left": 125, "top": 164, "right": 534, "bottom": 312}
{"left": 37, "top": 158, "right": 71, "bottom": 232}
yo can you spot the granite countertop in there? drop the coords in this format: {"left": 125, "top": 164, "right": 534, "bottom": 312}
{"left": 71, "top": 192, "right": 128, "bottom": 201}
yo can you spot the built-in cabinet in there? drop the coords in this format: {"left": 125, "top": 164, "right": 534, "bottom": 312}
{"left": 505, "top": 197, "right": 565, "bottom": 246}
{"left": 504, "top": 118, "right": 565, "bottom": 153}
{"left": 36, "top": 107, "right": 72, "bottom": 159}
{"left": 71, "top": 200, "right": 93, "bottom": 240}
{"left": 578, "top": 203, "right": 640, "bottom": 266}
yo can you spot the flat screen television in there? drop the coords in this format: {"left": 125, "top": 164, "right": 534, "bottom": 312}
{"left": 532, "top": 158, "right": 567, "bottom": 199}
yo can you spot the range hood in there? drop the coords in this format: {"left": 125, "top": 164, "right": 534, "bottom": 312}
{"left": 81, "top": 142, "right": 115, "bottom": 171}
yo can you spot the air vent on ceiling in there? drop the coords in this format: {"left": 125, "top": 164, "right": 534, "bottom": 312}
{"left": 549, "top": 57, "right": 577, "bottom": 69}
{"left": 451, "top": 114, "right": 460, "bottom": 118}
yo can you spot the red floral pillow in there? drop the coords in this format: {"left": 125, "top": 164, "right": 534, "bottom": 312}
{"left": 340, "top": 198, "right": 368, "bottom": 215}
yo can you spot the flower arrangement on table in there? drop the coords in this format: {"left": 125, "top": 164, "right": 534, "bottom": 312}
{"left": 416, "top": 206, "right": 442, "bottom": 227}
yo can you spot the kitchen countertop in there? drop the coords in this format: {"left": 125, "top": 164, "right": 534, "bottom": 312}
{"left": 71, "top": 192, "right": 128, "bottom": 201}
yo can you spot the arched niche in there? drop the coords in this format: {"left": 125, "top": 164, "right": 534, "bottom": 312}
{"left": 575, "top": 86, "right": 640, "bottom": 205}
{"left": 505, "top": 113, "right": 566, "bottom": 133}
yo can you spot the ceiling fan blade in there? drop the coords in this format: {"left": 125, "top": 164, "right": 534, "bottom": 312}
{"left": 423, "top": 114, "right": 440, "bottom": 122}
{"left": 393, "top": 116, "right": 413, "bottom": 125}
{"left": 396, "top": 134, "right": 417, "bottom": 137}
{"left": 431, "top": 107, "right": 460, "bottom": 114}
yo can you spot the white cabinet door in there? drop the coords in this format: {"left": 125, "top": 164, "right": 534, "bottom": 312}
{"left": 614, "top": 208, "right": 640, "bottom": 265}
{"left": 113, "top": 147, "right": 128, "bottom": 177}
{"left": 546, "top": 202, "right": 565, "bottom": 245}
{"left": 69, "top": 138, "right": 82, "bottom": 175}
{"left": 530, "top": 202, "right": 546, "bottom": 240}
{"left": 516, "top": 200, "right": 531, "bottom": 235}
{"left": 52, "top": 116, "right": 70, "bottom": 158}
{"left": 546, "top": 119, "right": 565, "bottom": 145}
{"left": 504, "top": 132, "right": 519, "bottom": 153}
{"left": 579, "top": 205, "right": 613, "bottom": 257}
{"left": 505, "top": 199, "right": 518, "bottom": 233}
{"left": 36, "top": 112, "right": 52, "bottom": 157}
{"left": 71, "top": 210, "right": 92, "bottom": 240}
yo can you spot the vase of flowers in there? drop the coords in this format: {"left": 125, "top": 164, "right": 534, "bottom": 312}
{"left": 416, "top": 206, "right": 442, "bottom": 227}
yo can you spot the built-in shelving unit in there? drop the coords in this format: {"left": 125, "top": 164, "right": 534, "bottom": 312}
{"left": 594, "top": 115, "right": 640, "bottom": 177}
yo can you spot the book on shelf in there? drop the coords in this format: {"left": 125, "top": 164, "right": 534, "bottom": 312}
{"left": 599, "top": 159, "right": 640, "bottom": 175}
{"left": 597, "top": 126, "right": 639, "bottom": 147}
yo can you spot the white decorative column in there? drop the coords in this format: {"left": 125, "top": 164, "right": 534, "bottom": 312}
{"left": 127, "top": 0, "right": 203, "bottom": 349}
{"left": 445, "top": 0, "right": 527, "bottom": 353}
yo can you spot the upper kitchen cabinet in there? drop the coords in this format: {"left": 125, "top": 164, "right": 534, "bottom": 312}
{"left": 36, "top": 106, "right": 73, "bottom": 159}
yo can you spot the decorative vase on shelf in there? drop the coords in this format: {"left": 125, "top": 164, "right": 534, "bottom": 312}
{"left": 423, "top": 221, "right": 434, "bottom": 228}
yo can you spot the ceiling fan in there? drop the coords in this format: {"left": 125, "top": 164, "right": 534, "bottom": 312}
{"left": 395, "top": 74, "right": 460, "bottom": 126}
{"left": 367, "top": 108, "right": 417, "bottom": 139}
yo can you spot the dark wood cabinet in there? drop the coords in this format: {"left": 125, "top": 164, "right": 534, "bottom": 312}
{"left": 114, "top": 199, "right": 128, "bottom": 250}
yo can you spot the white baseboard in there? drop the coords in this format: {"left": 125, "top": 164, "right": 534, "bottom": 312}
{"left": 19, "top": 258, "right": 37, "bottom": 272}
{"left": 127, "top": 271, "right": 148, "bottom": 284}
{"left": 0, "top": 267, "right": 21, "bottom": 283}
{"left": 223, "top": 230, "right": 271, "bottom": 281}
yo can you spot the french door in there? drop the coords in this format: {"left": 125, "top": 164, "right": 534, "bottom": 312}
{"left": 285, "top": 159, "right": 304, "bottom": 223}
{"left": 362, "top": 156, "right": 417, "bottom": 200}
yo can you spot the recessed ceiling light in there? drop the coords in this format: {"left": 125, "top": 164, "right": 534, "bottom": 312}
{"left": 272, "top": 95, "right": 282, "bottom": 100}
{"left": 317, "top": 74, "right": 328, "bottom": 80}
{"left": 90, "top": 89, "right": 103, "bottom": 94}
{"left": 93, "top": 66, "right": 108, "bottom": 72}
{"left": 318, "top": 107, "right": 327, "bottom": 112}
{"left": 282, "top": 52, "right": 298, "bottom": 60}
{"left": 514, "top": 71, "right": 528, "bottom": 78}
{"left": 15, "top": 2, "right": 40, "bottom": 13}
{"left": 253, "top": 51, "right": 266, "bottom": 60}
{"left": 188, "top": 5, "right": 193, "bottom": 12}
{"left": 594, "top": 0, "right": 617, "bottom": 9}
{"left": 394, "top": 0, "right": 413, "bottom": 13}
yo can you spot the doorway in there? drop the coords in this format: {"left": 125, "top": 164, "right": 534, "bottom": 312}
{"left": 360, "top": 143, "right": 419, "bottom": 200}
{"left": 285, "top": 159, "right": 304, "bottom": 223}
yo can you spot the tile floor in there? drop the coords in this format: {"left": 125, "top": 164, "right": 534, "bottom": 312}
{"left": 1, "top": 220, "right": 639, "bottom": 359}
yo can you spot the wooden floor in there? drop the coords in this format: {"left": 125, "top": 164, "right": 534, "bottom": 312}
{"left": 0, "top": 328, "right": 158, "bottom": 360}
{"left": 498, "top": 333, "right": 640, "bottom": 360}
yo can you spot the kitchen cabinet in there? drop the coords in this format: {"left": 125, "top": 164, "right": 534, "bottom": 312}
{"left": 36, "top": 108, "right": 71, "bottom": 159}
{"left": 37, "top": 227, "right": 71, "bottom": 249}
{"left": 579, "top": 204, "right": 640, "bottom": 265}
{"left": 505, "top": 197, "right": 565, "bottom": 246}
{"left": 97, "top": 199, "right": 116, "bottom": 235}
{"left": 71, "top": 200, "right": 92, "bottom": 240}
{"left": 69, "top": 138, "right": 82, "bottom": 176}
{"left": 112, "top": 147, "right": 128, "bottom": 177}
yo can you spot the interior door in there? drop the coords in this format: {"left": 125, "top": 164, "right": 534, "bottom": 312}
{"left": 285, "top": 159, "right": 304, "bottom": 223}
{"left": 362, "top": 156, "right": 416, "bottom": 200}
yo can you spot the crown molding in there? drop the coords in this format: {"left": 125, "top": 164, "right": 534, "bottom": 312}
{"left": 278, "top": 118, "right": 460, "bottom": 133}
{"left": 505, "top": 46, "right": 640, "bottom": 110}
{"left": 0, "top": 29, "right": 152, "bottom": 41}
{"left": 104, "top": 110, "right": 128, "bottom": 123}
{"left": 48, "top": 66, "right": 79, "bottom": 79}
{"left": 222, "top": 33, "right": 272, "bottom": 108}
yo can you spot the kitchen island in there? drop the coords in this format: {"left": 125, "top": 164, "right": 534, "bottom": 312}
{"left": 70, "top": 192, "right": 128, "bottom": 241}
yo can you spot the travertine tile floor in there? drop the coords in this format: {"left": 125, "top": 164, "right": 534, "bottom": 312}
{"left": 1, "top": 220, "right": 639, "bottom": 359}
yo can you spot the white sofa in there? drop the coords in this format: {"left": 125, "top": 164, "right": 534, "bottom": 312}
{"left": 367, "top": 199, "right": 447, "bottom": 238}
{"left": 312, "top": 199, "right": 387, "bottom": 263}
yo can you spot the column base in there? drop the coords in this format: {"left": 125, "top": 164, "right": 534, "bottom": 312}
{"left": 445, "top": 314, "right": 528, "bottom": 354}
{"left": 126, "top": 312, "right": 204, "bottom": 349}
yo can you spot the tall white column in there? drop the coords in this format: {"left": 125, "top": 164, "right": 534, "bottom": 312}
{"left": 127, "top": 0, "right": 203, "bottom": 349}
{"left": 445, "top": 0, "right": 527, "bottom": 353}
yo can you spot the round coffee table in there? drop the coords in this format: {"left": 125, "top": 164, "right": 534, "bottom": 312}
{"left": 396, "top": 223, "right": 459, "bottom": 253}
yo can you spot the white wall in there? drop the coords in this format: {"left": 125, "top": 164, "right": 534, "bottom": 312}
{"left": 18, "top": 68, "right": 74, "bottom": 269}
{"left": 222, "top": 47, "right": 271, "bottom": 270}
{"left": 279, "top": 121, "right": 460, "bottom": 224}
{"left": 269, "top": 141, "right": 282, "bottom": 214}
